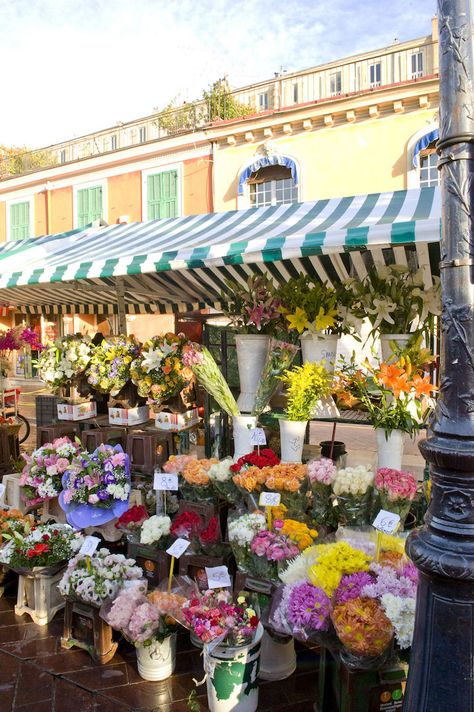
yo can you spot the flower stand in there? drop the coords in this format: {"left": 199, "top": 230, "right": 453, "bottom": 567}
{"left": 85, "top": 519, "right": 123, "bottom": 543}
{"left": 235, "top": 334, "right": 270, "bottom": 414}
{"left": 205, "top": 623, "right": 264, "bottom": 712}
{"left": 61, "top": 599, "right": 118, "bottom": 664}
{"left": 259, "top": 628, "right": 296, "bottom": 681}
{"left": 127, "top": 541, "right": 170, "bottom": 587}
{"left": 15, "top": 568, "right": 65, "bottom": 625}
{"left": 136, "top": 634, "right": 177, "bottom": 681}
{"left": 40, "top": 496, "right": 67, "bottom": 524}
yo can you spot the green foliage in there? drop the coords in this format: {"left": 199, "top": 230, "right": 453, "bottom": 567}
{"left": 280, "top": 361, "right": 332, "bottom": 421}
{"left": 0, "top": 145, "right": 57, "bottom": 177}
{"left": 202, "top": 79, "right": 253, "bottom": 122}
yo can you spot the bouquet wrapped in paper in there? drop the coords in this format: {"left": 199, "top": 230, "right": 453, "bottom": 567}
{"left": 207, "top": 458, "right": 243, "bottom": 505}
{"left": 182, "top": 342, "right": 239, "bottom": 416}
{"left": 252, "top": 339, "right": 299, "bottom": 416}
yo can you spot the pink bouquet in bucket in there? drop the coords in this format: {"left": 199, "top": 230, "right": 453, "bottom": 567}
{"left": 181, "top": 588, "right": 260, "bottom": 646}
{"left": 20, "top": 437, "right": 82, "bottom": 506}
{"left": 374, "top": 468, "right": 417, "bottom": 525}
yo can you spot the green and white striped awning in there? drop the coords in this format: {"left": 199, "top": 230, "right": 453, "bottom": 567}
{"left": 0, "top": 186, "right": 441, "bottom": 314}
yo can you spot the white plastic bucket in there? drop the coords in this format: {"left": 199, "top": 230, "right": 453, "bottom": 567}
{"left": 136, "top": 634, "right": 176, "bottom": 681}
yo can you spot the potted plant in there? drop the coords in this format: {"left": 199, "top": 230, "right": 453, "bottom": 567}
{"left": 278, "top": 362, "right": 332, "bottom": 463}
{"left": 344, "top": 266, "right": 441, "bottom": 358}
{"left": 220, "top": 274, "right": 283, "bottom": 413}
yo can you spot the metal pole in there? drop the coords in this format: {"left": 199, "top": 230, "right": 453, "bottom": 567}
{"left": 403, "top": 1, "right": 474, "bottom": 710}
{"left": 115, "top": 277, "right": 127, "bottom": 335}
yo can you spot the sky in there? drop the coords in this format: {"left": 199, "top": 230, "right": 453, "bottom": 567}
{"left": 0, "top": 0, "right": 437, "bottom": 149}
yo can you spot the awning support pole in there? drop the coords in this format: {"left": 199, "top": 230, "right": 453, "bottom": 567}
{"left": 115, "top": 278, "right": 127, "bottom": 335}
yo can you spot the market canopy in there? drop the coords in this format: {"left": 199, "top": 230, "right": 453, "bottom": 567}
{"left": 0, "top": 186, "right": 441, "bottom": 315}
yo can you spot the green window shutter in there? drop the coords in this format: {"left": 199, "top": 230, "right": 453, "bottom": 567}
{"left": 147, "top": 170, "right": 178, "bottom": 220}
{"left": 77, "top": 186, "right": 103, "bottom": 227}
{"left": 10, "top": 201, "right": 30, "bottom": 240}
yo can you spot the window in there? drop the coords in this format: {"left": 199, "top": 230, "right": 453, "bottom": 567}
{"left": 60, "top": 149, "right": 66, "bottom": 164}
{"left": 258, "top": 92, "right": 269, "bottom": 110}
{"left": 248, "top": 165, "right": 298, "bottom": 208}
{"left": 420, "top": 143, "right": 439, "bottom": 187}
{"left": 147, "top": 170, "right": 178, "bottom": 219}
{"left": 77, "top": 186, "right": 103, "bottom": 227}
{"left": 139, "top": 126, "right": 147, "bottom": 143}
{"left": 9, "top": 201, "right": 30, "bottom": 240}
{"left": 369, "top": 62, "right": 381, "bottom": 87}
{"left": 292, "top": 83, "right": 298, "bottom": 103}
{"left": 111, "top": 134, "right": 117, "bottom": 150}
{"left": 411, "top": 52, "right": 423, "bottom": 79}
{"left": 330, "top": 71, "right": 342, "bottom": 96}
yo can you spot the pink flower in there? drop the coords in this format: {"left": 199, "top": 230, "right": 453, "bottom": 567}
{"left": 110, "top": 453, "right": 126, "bottom": 467}
{"left": 88, "top": 494, "right": 99, "bottom": 504}
{"left": 56, "top": 458, "right": 70, "bottom": 473}
{"left": 308, "top": 458, "right": 337, "bottom": 485}
{"left": 63, "top": 490, "right": 74, "bottom": 504}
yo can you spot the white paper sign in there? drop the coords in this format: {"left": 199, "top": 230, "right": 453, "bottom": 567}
{"left": 250, "top": 428, "right": 267, "bottom": 446}
{"left": 372, "top": 509, "right": 401, "bottom": 535}
{"left": 79, "top": 536, "right": 101, "bottom": 557}
{"left": 259, "top": 491, "right": 281, "bottom": 507}
{"left": 0, "top": 483, "right": 5, "bottom": 499}
{"left": 154, "top": 471, "right": 179, "bottom": 491}
{"left": 166, "top": 538, "right": 190, "bottom": 559}
{"left": 205, "top": 565, "right": 232, "bottom": 589}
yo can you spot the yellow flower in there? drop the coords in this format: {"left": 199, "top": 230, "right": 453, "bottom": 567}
{"left": 312, "top": 306, "right": 337, "bottom": 332}
{"left": 286, "top": 307, "right": 310, "bottom": 334}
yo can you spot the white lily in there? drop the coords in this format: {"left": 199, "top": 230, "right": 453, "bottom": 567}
{"left": 366, "top": 298, "right": 397, "bottom": 329}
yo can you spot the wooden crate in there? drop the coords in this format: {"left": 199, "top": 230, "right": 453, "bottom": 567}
{"left": 61, "top": 599, "right": 118, "bottom": 664}
{"left": 81, "top": 427, "right": 127, "bottom": 452}
{"left": 36, "top": 423, "right": 80, "bottom": 448}
{"left": 179, "top": 552, "right": 232, "bottom": 591}
{"left": 127, "top": 541, "right": 170, "bottom": 587}
{"left": 126, "top": 431, "right": 174, "bottom": 474}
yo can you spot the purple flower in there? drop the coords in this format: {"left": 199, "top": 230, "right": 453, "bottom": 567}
{"left": 97, "top": 489, "right": 109, "bottom": 501}
{"left": 334, "top": 572, "right": 374, "bottom": 605}
{"left": 287, "top": 582, "right": 331, "bottom": 632}
{"left": 361, "top": 563, "right": 417, "bottom": 600}
{"left": 103, "top": 473, "right": 116, "bottom": 485}
{"left": 74, "top": 478, "right": 84, "bottom": 489}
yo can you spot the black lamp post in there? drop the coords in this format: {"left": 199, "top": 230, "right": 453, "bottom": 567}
{"left": 403, "top": 1, "right": 474, "bottom": 710}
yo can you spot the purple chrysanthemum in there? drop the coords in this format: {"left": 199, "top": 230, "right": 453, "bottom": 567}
{"left": 287, "top": 582, "right": 331, "bottom": 632}
{"left": 334, "top": 571, "right": 374, "bottom": 605}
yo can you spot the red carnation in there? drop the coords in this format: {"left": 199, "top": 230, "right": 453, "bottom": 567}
{"left": 199, "top": 517, "right": 220, "bottom": 546}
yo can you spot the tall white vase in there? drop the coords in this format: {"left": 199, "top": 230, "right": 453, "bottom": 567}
{"left": 376, "top": 428, "right": 405, "bottom": 470}
{"left": 259, "top": 630, "right": 296, "bottom": 680}
{"left": 300, "top": 333, "right": 339, "bottom": 371}
{"left": 232, "top": 415, "right": 257, "bottom": 461}
{"left": 235, "top": 334, "right": 270, "bottom": 413}
{"left": 279, "top": 419, "right": 307, "bottom": 463}
{"left": 379, "top": 333, "right": 411, "bottom": 362}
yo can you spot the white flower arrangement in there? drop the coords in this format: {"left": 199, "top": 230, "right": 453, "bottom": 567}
{"left": 38, "top": 335, "right": 93, "bottom": 391}
{"left": 228, "top": 513, "right": 266, "bottom": 547}
{"left": 208, "top": 458, "right": 234, "bottom": 483}
{"left": 332, "top": 465, "right": 374, "bottom": 496}
{"left": 140, "top": 515, "right": 171, "bottom": 545}
{"left": 58, "top": 548, "right": 142, "bottom": 606}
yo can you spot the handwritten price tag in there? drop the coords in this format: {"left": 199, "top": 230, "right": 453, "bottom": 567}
{"left": 205, "top": 565, "right": 232, "bottom": 589}
{"left": 79, "top": 536, "right": 101, "bottom": 557}
{"left": 373, "top": 510, "right": 401, "bottom": 535}
{"left": 166, "top": 538, "right": 190, "bottom": 559}
{"left": 154, "top": 471, "right": 179, "bottom": 491}
{"left": 250, "top": 428, "right": 266, "bottom": 446}
{"left": 259, "top": 491, "right": 281, "bottom": 507}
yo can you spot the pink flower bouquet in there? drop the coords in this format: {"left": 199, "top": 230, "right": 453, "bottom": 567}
{"left": 307, "top": 457, "right": 338, "bottom": 528}
{"left": 249, "top": 529, "right": 300, "bottom": 581}
{"left": 181, "top": 588, "right": 260, "bottom": 646}
{"left": 375, "top": 468, "right": 417, "bottom": 526}
{"left": 20, "top": 437, "right": 81, "bottom": 506}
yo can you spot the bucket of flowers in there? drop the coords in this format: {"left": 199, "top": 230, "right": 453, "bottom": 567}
{"left": 181, "top": 588, "right": 264, "bottom": 712}
{"left": 19, "top": 437, "right": 82, "bottom": 508}
{"left": 114, "top": 504, "right": 150, "bottom": 542}
{"left": 59, "top": 443, "right": 131, "bottom": 529}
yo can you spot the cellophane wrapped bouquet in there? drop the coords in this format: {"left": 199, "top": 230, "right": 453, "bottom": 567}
{"left": 0, "top": 509, "right": 34, "bottom": 545}
{"left": 207, "top": 458, "right": 242, "bottom": 506}
{"left": 307, "top": 457, "right": 338, "bottom": 528}
{"left": 115, "top": 505, "right": 149, "bottom": 542}
{"left": 182, "top": 342, "right": 239, "bottom": 417}
{"left": 0, "top": 523, "right": 83, "bottom": 574}
{"left": 59, "top": 548, "right": 142, "bottom": 606}
{"left": 139, "top": 515, "right": 172, "bottom": 547}
{"left": 170, "top": 510, "right": 226, "bottom": 557}
{"left": 232, "top": 462, "right": 308, "bottom": 517}
{"left": 181, "top": 588, "right": 260, "bottom": 646}
{"left": 228, "top": 512, "right": 267, "bottom": 573}
{"left": 37, "top": 335, "right": 92, "bottom": 393}
{"left": 374, "top": 468, "right": 417, "bottom": 527}
{"left": 20, "top": 437, "right": 81, "bottom": 506}
{"left": 332, "top": 465, "right": 375, "bottom": 526}
{"left": 176, "top": 457, "right": 219, "bottom": 503}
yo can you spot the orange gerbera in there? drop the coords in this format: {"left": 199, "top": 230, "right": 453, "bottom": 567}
{"left": 411, "top": 374, "right": 436, "bottom": 398}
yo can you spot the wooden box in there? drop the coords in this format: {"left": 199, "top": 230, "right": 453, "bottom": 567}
{"left": 179, "top": 553, "right": 232, "bottom": 591}
{"left": 127, "top": 541, "right": 170, "bottom": 587}
{"left": 36, "top": 423, "right": 80, "bottom": 448}
{"left": 61, "top": 600, "right": 118, "bottom": 664}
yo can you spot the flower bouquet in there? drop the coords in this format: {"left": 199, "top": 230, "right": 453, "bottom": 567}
{"left": 230, "top": 448, "right": 280, "bottom": 474}
{"left": 139, "top": 514, "right": 172, "bottom": 546}
{"left": 248, "top": 529, "right": 300, "bottom": 581}
{"left": 179, "top": 457, "right": 219, "bottom": 503}
{"left": 228, "top": 512, "right": 267, "bottom": 573}
{"left": 86, "top": 335, "right": 141, "bottom": 396}
{"left": 182, "top": 342, "right": 240, "bottom": 416}
{"left": 20, "top": 437, "right": 81, "bottom": 507}
{"left": 307, "top": 457, "right": 338, "bottom": 528}
{"left": 59, "top": 444, "right": 131, "bottom": 528}
{"left": 374, "top": 468, "right": 417, "bottom": 527}
{"left": 252, "top": 338, "right": 299, "bottom": 416}
{"left": 170, "top": 511, "right": 225, "bottom": 557}
{"left": 263, "top": 463, "right": 309, "bottom": 517}
{"left": 115, "top": 504, "right": 149, "bottom": 541}
{"left": 130, "top": 333, "right": 194, "bottom": 411}
{"left": 0, "top": 523, "right": 83, "bottom": 575}
{"left": 182, "top": 588, "right": 260, "bottom": 646}
{"left": 207, "top": 458, "right": 242, "bottom": 505}
{"left": 332, "top": 465, "right": 375, "bottom": 526}
{"left": 0, "top": 509, "right": 34, "bottom": 544}
{"left": 37, "top": 335, "right": 92, "bottom": 394}
{"left": 269, "top": 580, "right": 333, "bottom": 642}
{"left": 58, "top": 548, "right": 143, "bottom": 606}
{"left": 220, "top": 274, "right": 283, "bottom": 336}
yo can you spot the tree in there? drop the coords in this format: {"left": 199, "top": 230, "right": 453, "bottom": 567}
{"left": 0, "top": 145, "right": 57, "bottom": 178}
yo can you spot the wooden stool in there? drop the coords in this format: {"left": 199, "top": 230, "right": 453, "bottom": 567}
{"left": 126, "top": 432, "right": 174, "bottom": 474}
{"left": 36, "top": 423, "right": 80, "bottom": 448}
{"left": 61, "top": 600, "right": 118, "bottom": 664}
{"left": 81, "top": 427, "right": 127, "bottom": 452}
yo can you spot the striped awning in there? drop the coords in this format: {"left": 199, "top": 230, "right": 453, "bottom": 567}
{"left": 0, "top": 187, "right": 441, "bottom": 314}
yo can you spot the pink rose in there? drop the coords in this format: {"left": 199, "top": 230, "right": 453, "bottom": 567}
{"left": 56, "top": 458, "right": 70, "bottom": 473}
{"left": 88, "top": 494, "right": 99, "bottom": 504}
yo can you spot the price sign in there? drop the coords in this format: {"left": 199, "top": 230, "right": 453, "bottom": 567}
{"left": 250, "top": 428, "right": 266, "bottom": 446}
{"left": 259, "top": 491, "right": 281, "bottom": 507}
{"left": 166, "top": 538, "right": 190, "bottom": 559}
{"left": 154, "top": 471, "right": 179, "bottom": 491}
{"left": 79, "top": 536, "right": 101, "bottom": 557}
{"left": 372, "top": 510, "right": 401, "bottom": 535}
{"left": 0, "top": 483, "right": 5, "bottom": 499}
{"left": 205, "top": 565, "right": 232, "bottom": 589}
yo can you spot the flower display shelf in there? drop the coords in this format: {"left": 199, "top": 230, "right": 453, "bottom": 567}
{"left": 125, "top": 432, "right": 174, "bottom": 474}
{"left": 179, "top": 553, "right": 233, "bottom": 591}
{"left": 127, "top": 541, "right": 170, "bottom": 587}
{"left": 0, "top": 473, "right": 28, "bottom": 513}
{"left": 15, "top": 567, "right": 65, "bottom": 626}
{"left": 61, "top": 599, "right": 118, "bottom": 664}
{"left": 80, "top": 427, "right": 127, "bottom": 453}
{"left": 315, "top": 646, "right": 408, "bottom": 712}
{"left": 36, "top": 423, "right": 81, "bottom": 449}
{"left": 40, "top": 496, "right": 67, "bottom": 524}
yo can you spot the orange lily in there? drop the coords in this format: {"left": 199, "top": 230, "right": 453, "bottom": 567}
{"left": 411, "top": 374, "right": 437, "bottom": 398}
